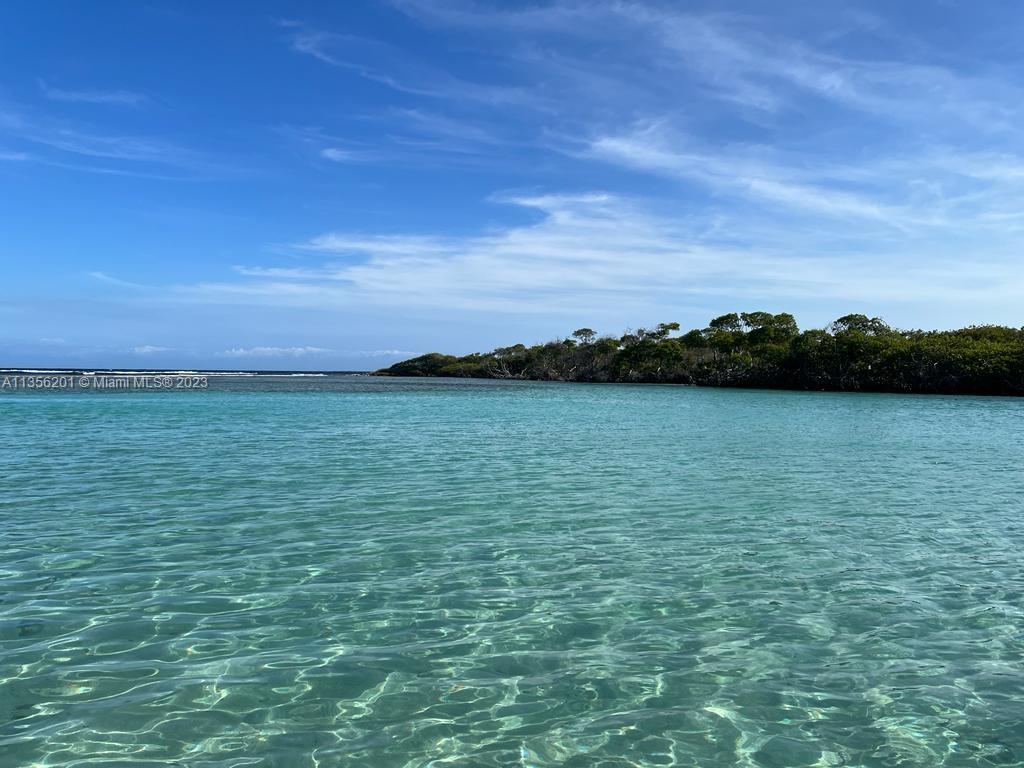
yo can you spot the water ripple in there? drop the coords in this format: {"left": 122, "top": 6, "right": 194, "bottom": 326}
{"left": 1, "top": 379, "right": 1022, "bottom": 766}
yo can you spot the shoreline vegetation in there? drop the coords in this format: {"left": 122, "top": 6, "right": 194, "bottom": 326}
{"left": 376, "top": 312, "right": 1024, "bottom": 396}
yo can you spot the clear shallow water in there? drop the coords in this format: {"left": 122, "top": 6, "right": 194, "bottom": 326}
{"left": 1, "top": 377, "right": 1022, "bottom": 768}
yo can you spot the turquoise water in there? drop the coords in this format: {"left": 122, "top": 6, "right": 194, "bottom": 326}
{"left": 2, "top": 377, "right": 1023, "bottom": 767}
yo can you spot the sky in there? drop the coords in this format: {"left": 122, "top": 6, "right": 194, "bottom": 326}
{"left": 2, "top": 0, "right": 1023, "bottom": 370}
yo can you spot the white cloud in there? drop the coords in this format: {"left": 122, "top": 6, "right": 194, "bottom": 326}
{"left": 277, "top": 2, "right": 1024, "bottom": 233}
{"left": 132, "top": 345, "right": 170, "bottom": 354}
{"left": 353, "top": 349, "right": 413, "bottom": 357}
{"left": 279, "top": 20, "right": 533, "bottom": 107}
{"left": 221, "top": 346, "right": 333, "bottom": 358}
{"left": 636, "top": 144, "right": 891, "bottom": 221}
{"left": 385, "top": 108, "right": 507, "bottom": 153}
{"left": 587, "top": 130, "right": 906, "bottom": 222}
{"left": 13, "top": 2, "right": 1021, "bottom": 342}
{"left": 586, "top": 121, "right": 1024, "bottom": 237}
{"left": 389, "top": 2, "right": 1021, "bottom": 132}
{"left": 88, "top": 271, "right": 146, "bottom": 289}
{"left": 181, "top": 193, "right": 1024, "bottom": 319}
{"left": 0, "top": 103, "right": 215, "bottom": 176}
{"left": 320, "top": 147, "right": 354, "bottom": 162}
{"left": 38, "top": 80, "right": 148, "bottom": 106}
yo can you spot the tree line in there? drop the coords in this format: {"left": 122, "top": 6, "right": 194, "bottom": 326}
{"left": 377, "top": 312, "right": 1024, "bottom": 396}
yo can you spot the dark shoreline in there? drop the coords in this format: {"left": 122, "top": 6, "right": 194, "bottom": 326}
{"left": 377, "top": 311, "right": 1024, "bottom": 398}
{"left": 372, "top": 372, "right": 1024, "bottom": 398}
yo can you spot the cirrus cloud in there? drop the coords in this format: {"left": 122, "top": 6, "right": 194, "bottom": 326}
{"left": 220, "top": 346, "right": 333, "bottom": 358}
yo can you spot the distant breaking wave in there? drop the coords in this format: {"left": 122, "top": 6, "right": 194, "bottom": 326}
{"left": 0, "top": 369, "right": 334, "bottom": 377}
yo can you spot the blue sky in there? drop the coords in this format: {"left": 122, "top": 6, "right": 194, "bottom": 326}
{"left": 2, "top": 1, "right": 1023, "bottom": 370}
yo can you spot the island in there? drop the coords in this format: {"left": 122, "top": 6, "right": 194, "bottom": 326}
{"left": 376, "top": 312, "right": 1024, "bottom": 396}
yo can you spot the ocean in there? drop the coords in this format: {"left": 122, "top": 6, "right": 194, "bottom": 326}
{"left": 2, "top": 375, "right": 1022, "bottom": 766}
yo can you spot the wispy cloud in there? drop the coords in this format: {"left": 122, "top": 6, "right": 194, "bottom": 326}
{"left": 181, "top": 193, "right": 1024, "bottom": 319}
{"left": 352, "top": 349, "right": 413, "bottom": 357}
{"left": 320, "top": 147, "right": 355, "bottom": 162}
{"left": 38, "top": 79, "right": 148, "bottom": 106}
{"left": 389, "top": 1, "right": 1022, "bottom": 131}
{"left": 385, "top": 108, "right": 508, "bottom": 153}
{"left": 0, "top": 101, "right": 215, "bottom": 176}
{"left": 587, "top": 127, "right": 906, "bottom": 226}
{"left": 10, "top": 0, "right": 1024, "bottom": 362}
{"left": 88, "top": 271, "right": 147, "bottom": 289}
{"left": 221, "top": 345, "right": 332, "bottom": 358}
{"left": 279, "top": 20, "right": 536, "bottom": 107}
{"left": 280, "top": 1, "right": 1024, "bottom": 205}
{"left": 132, "top": 345, "right": 170, "bottom": 354}
{"left": 590, "top": 123, "right": 1024, "bottom": 236}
